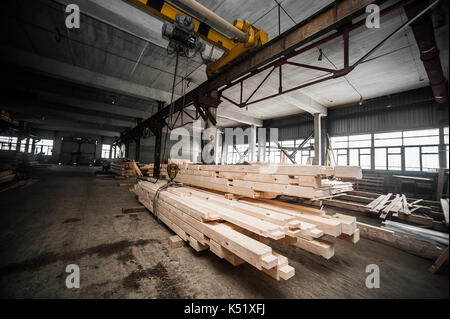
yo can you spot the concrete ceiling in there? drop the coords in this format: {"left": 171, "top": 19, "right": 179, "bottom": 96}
{"left": 0, "top": 0, "right": 448, "bottom": 138}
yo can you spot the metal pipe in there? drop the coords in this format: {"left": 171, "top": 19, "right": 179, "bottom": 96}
{"left": 405, "top": 0, "right": 448, "bottom": 103}
{"left": 177, "top": 0, "right": 248, "bottom": 42}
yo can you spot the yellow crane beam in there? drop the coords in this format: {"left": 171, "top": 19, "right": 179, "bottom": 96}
{"left": 126, "top": 0, "right": 268, "bottom": 77}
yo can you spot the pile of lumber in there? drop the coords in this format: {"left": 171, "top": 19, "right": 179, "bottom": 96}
{"left": 366, "top": 193, "right": 437, "bottom": 220}
{"left": 0, "top": 170, "right": 15, "bottom": 184}
{"left": 18, "top": 153, "right": 39, "bottom": 167}
{"left": 166, "top": 162, "right": 361, "bottom": 199}
{"left": 140, "top": 163, "right": 156, "bottom": 176}
{"left": 134, "top": 179, "right": 359, "bottom": 280}
{"left": 110, "top": 158, "right": 142, "bottom": 177}
{"left": 322, "top": 191, "right": 448, "bottom": 232}
{"left": 0, "top": 151, "right": 38, "bottom": 169}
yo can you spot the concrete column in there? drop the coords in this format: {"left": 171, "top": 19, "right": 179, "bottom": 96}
{"left": 215, "top": 128, "right": 222, "bottom": 164}
{"left": 153, "top": 126, "right": 162, "bottom": 178}
{"left": 135, "top": 136, "right": 141, "bottom": 162}
{"left": 321, "top": 116, "right": 327, "bottom": 166}
{"left": 125, "top": 141, "right": 130, "bottom": 158}
{"left": 31, "top": 139, "right": 36, "bottom": 155}
{"left": 313, "top": 113, "right": 322, "bottom": 165}
{"left": 249, "top": 125, "right": 257, "bottom": 162}
{"left": 437, "top": 126, "right": 446, "bottom": 200}
{"left": 16, "top": 136, "right": 21, "bottom": 152}
{"left": 192, "top": 120, "right": 202, "bottom": 163}
{"left": 202, "top": 90, "right": 218, "bottom": 164}
{"left": 108, "top": 143, "right": 113, "bottom": 159}
{"left": 25, "top": 137, "right": 30, "bottom": 153}
{"left": 258, "top": 128, "right": 266, "bottom": 162}
{"left": 221, "top": 131, "right": 228, "bottom": 164}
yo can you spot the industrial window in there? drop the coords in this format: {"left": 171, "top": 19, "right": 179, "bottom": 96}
{"left": 421, "top": 146, "right": 439, "bottom": 172}
{"left": 387, "top": 148, "right": 401, "bottom": 171}
{"left": 405, "top": 147, "right": 420, "bottom": 171}
{"left": 35, "top": 139, "right": 53, "bottom": 156}
{"left": 19, "top": 139, "right": 27, "bottom": 152}
{"left": 101, "top": 144, "right": 111, "bottom": 159}
{"left": 403, "top": 129, "right": 439, "bottom": 146}
{"left": 111, "top": 145, "right": 123, "bottom": 159}
{"left": 374, "top": 131, "right": 402, "bottom": 147}
{"left": 330, "top": 134, "right": 371, "bottom": 168}
{"left": 0, "top": 136, "right": 17, "bottom": 151}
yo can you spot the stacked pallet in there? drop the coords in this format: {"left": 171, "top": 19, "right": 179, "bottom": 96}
{"left": 134, "top": 179, "right": 359, "bottom": 280}
{"left": 169, "top": 163, "right": 360, "bottom": 199}
{"left": 0, "top": 170, "right": 15, "bottom": 184}
{"left": 110, "top": 158, "right": 142, "bottom": 177}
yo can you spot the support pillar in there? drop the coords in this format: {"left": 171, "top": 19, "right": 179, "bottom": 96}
{"left": 202, "top": 90, "right": 218, "bottom": 164}
{"left": 313, "top": 113, "right": 322, "bottom": 165}
{"left": 249, "top": 125, "right": 257, "bottom": 162}
{"left": 258, "top": 127, "right": 266, "bottom": 162}
{"left": 321, "top": 116, "right": 327, "bottom": 166}
{"left": 16, "top": 136, "right": 21, "bottom": 152}
{"left": 192, "top": 120, "right": 202, "bottom": 163}
{"left": 125, "top": 140, "right": 130, "bottom": 158}
{"left": 25, "top": 137, "right": 30, "bottom": 153}
{"left": 215, "top": 128, "right": 222, "bottom": 164}
{"left": 153, "top": 125, "right": 163, "bottom": 178}
{"left": 31, "top": 138, "right": 36, "bottom": 155}
{"left": 134, "top": 136, "right": 141, "bottom": 162}
{"left": 437, "top": 126, "right": 446, "bottom": 200}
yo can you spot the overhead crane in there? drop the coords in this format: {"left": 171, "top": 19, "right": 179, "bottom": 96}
{"left": 127, "top": 0, "right": 269, "bottom": 78}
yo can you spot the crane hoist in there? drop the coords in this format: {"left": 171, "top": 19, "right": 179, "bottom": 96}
{"left": 127, "top": 0, "right": 269, "bottom": 78}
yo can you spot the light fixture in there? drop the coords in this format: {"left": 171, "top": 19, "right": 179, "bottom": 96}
{"left": 359, "top": 96, "right": 363, "bottom": 105}
{"left": 111, "top": 96, "right": 117, "bottom": 105}
{"left": 318, "top": 48, "right": 323, "bottom": 61}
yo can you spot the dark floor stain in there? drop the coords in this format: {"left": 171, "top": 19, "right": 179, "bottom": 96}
{"left": 116, "top": 249, "right": 135, "bottom": 265}
{"left": 114, "top": 215, "right": 124, "bottom": 218}
{"left": 122, "top": 262, "right": 184, "bottom": 298}
{"left": 0, "top": 239, "right": 160, "bottom": 277}
{"left": 128, "top": 214, "right": 141, "bottom": 221}
{"left": 63, "top": 218, "right": 81, "bottom": 224}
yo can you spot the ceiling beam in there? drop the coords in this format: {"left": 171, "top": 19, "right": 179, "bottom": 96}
{"left": 217, "top": 108, "right": 263, "bottom": 127}
{"left": 30, "top": 123, "right": 118, "bottom": 137}
{"left": 34, "top": 91, "right": 154, "bottom": 119}
{"left": 1, "top": 45, "right": 177, "bottom": 103}
{"left": 244, "top": 76, "right": 327, "bottom": 116}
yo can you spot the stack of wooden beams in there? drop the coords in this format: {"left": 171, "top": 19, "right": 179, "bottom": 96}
{"left": 140, "top": 163, "right": 154, "bottom": 176}
{"left": 134, "top": 179, "right": 359, "bottom": 280}
{"left": 0, "top": 170, "right": 15, "bottom": 184}
{"left": 110, "top": 158, "right": 142, "bottom": 177}
{"left": 168, "top": 163, "right": 361, "bottom": 199}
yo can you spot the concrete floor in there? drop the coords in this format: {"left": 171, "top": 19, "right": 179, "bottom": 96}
{"left": 0, "top": 166, "right": 448, "bottom": 299}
